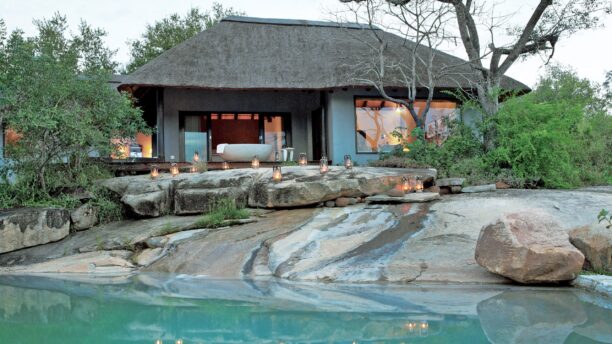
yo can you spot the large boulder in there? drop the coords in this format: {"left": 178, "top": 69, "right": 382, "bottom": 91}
{"left": 0, "top": 208, "right": 70, "bottom": 254}
{"left": 173, "top": 170, "right": 253, "bottom": 215}
{"left": 475, "top": 211, "right": 584, "bottom": 284}
{"left": 569, "top": 222, "right": 612, "bottom": 272}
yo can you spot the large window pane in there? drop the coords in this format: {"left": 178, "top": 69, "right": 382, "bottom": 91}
{"left": 355, "top": 98, "right": 457, "bottom": 153}
{"left": 355, "top": 99, "right": 414, "bottom": 153}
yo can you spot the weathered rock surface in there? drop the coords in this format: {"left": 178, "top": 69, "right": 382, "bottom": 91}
{"left": 70, "top": 204, "right": 98, "bottom": 231}
{"left": 101, "top": 167, "right": 436, "bottom": 216}
{"left": 462, "top": 184, "right": 497, "bottom": 193}
{"left": 249, "top": 166, "right": 436, "bottom": 208}
{"left": 365, "top": 192, "right": 440, "bottom": 204}
{"left": 133, "top": 248, "right": 164, "bottom": 267}
{"left": 436, "top": 178, "right": 465, "bottom": 187}
{"left": 0, "top": 250, "right": 135, "bottom": 275}
{"left": 0, "top": 215, "right": 201, "bottom": 267}
{"left": 334, "top": 197, "right": 357, "bottom": 207}
{"left": 0, "top": 208, "right": 70, "bottom": 254}
{"left": 3, "top": 188, "right": 610, "bottom": 285}
{"left": 570, "top": 223, "right": 612, "bottom": 272}
{"left": 475, "top": 211, "right": 585, "bottom": 284}
{"left": 145, "top": 209, "right": 317, "bottom": 277}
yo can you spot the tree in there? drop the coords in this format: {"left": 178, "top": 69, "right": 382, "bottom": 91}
{"left": 0, "top": 13, "right": 148, "bottom": 195}
{"left": 126, "top": 3, "right": 244, "bottom": 73}
{"left": 338, "top": 0, "right": 457, "bottom": 130}
{"left": 341, "top": 0, "right": 611, "bottom": 148}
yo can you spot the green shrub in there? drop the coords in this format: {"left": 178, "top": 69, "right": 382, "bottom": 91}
{"left": 195, "top": 198, "right": 249, "bottom": 228}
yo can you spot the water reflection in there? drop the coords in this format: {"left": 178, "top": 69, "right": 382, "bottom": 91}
{"left": 0, "top": 275, "right": 610, "bottom": 343}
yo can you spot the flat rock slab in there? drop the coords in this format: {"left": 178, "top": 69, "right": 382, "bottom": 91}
{"left": 462, "top": 184, "right": 497, "bottom": 193}
{"left": 365, "top": 192, "right": 440, "bottom": 204}
{"left": 436, "top": 178, "right": 465, "bottom": 187}
{"left": 0, "top": 250, "right": 135, "bottom": 275}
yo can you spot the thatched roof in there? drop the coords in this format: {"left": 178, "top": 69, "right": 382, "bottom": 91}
{"left": 121, "top": 16, "right": 528, "bottom": 91}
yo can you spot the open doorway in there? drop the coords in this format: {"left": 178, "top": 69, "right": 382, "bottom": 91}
{"left": 179, "top": 112, "right": 290, "bottom": 162}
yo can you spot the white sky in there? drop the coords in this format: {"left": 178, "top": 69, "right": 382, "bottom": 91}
{"left": 2, "top": 0, "right": 611, "bottom": 87}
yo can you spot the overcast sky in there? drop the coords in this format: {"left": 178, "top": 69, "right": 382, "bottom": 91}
{"left": 2, "top": 0, "right": 611, "bottom": 87}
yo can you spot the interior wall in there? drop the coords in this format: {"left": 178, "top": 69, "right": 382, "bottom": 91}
{"left": 163, "top": 88, "right": 320, "bottom": 161}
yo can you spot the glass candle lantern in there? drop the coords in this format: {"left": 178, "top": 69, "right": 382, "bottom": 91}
{"left": 298, "top": 153, "right": 308, "bottom": 166}
{"left": 251, "top": 156, "right": 260, "bottom": 169}
{"left": 222, "top": 161, "right": 230, "bottom": 170}
{"left": 189, "top": 164, "right": 197, "bottom": 173}
{"left": 272, "top": 165, "right": 282, "bottom": 182}
{"left": 150, "top": 166, "right": 159, "bottom": 180}
{"left": 170, "top": 162, "right": 179, "bottom": 177}
{"left": 319, "top": 156, "right": 329, "bottom": 174}
{"left": 193, "top": 151, "right": 200, "bottom": 163}
{"left": 415, "top": 177, "right": 424, "bottom": 192}
{"left": 175, "top": 340, "right": 183, "bottom": 344}
{"left": 401, "top": 176, "right": 411, "bottom": 194}
{"left": 274, "top": 151, "right": 281, "bottom": 162}
{"left": 343, "top": 154, "right": 353, "bottom": 169}
{"left": 155, "top": 340, "right": 163, "bottom": 344}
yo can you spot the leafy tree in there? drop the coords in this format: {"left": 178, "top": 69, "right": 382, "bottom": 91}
{"left": 126, "top": 3, "right": 244, "bottom": 72}
{"left": 0, "top": 13, "right": 148, "bottom": 199}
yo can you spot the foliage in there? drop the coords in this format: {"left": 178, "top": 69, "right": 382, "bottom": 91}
{"left": 598, "top": 209, "right": 612, "bottom": 229}
{"left": 192, "top": 161, "right": 208, "bottom": 173}
{"left": 489, "top": 67, "right": 611, "bottom": 188}
{"left": 372, "top": 66, "right": 611, "bottom": 189}
{"left": 195, "top": 198, "right": 249, "bottom": 229}
{"left": 0, "top": 14, "right": 145, "bottom": 221}
{"left": 126, "top": 3, "right": 244, "bottom": 73}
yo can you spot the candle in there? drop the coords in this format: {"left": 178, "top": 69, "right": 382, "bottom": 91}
{"left": 252, "top": 156, "right": 260, "bottom": 169}
{"left": 272, "top": 165, "right": 282, "bottom": 182}
{"left": 150, "top": 166, "right": 159, "bottom": 180}
{"left": 298, "top": 153, "right": 308, "bottom": 166}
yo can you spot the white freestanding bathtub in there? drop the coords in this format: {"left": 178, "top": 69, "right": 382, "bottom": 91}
{"left": 217, "top": 143, "right": 274, "bottom": 162}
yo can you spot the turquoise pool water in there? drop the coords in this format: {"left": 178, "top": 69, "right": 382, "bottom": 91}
{"left": 0, "top": 275, "right": 610, "bottom": 343}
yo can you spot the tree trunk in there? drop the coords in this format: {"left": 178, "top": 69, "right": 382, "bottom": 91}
{"left": 477, "top": 76, "right": 501, "bottom": 152}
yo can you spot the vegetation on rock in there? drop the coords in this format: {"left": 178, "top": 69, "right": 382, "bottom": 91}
{"left": 195, "top": 198, "right": 250, "bottom": 229}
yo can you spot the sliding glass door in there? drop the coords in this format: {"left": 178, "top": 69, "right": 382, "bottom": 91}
{"left": 179, "top": 112, "right": 290, "bottom": 162}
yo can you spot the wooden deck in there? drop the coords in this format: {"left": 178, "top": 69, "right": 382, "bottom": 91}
{"left": 105, "top": 159, "right": 325, "bottom": 176}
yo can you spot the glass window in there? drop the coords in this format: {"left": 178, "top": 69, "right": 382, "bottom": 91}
{"left": 263, "top": 115, "right": 285, "bottom": 154}
{"left": 183, "top": 115, "right": 208, "bottom": 162}
{"left": 355, "top": 98, "right": 457, "bottom": 152}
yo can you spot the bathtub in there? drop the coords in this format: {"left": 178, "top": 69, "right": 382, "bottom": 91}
{"left": 217, "top": 143, "right": 274, "bottom": 162}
